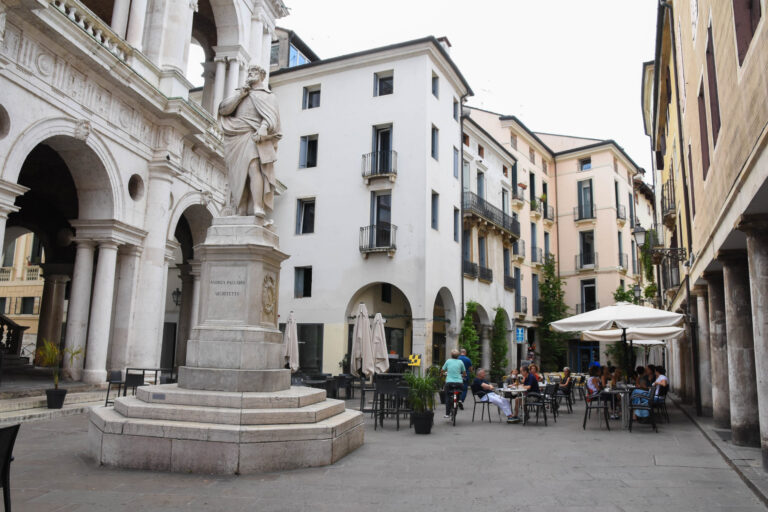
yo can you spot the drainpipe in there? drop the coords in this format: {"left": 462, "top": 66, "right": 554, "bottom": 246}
{"left": 459, "top": 95, "right": 468, "bottom": 330}
{"left": 661, "top": 0, "right": 701, "bottom": 416}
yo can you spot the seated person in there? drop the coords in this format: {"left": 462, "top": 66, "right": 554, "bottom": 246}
{"left": 472, "top": 368, "right": 518, "bottom": 423}
{"left": 441, "top": 349, "right": 466, "bottom": 419}
{"left": 558, "top": 367, "right": 572, "bottom": 393}
{"left": 634, "top": 366, "right": 646, "bottom": 387}
{"left": 653, "top": 366, "right": 669, "bottom": 402}
{"left": 512, "top": 365, "right": 540, "bottom": 419}
{"left": 631, "top": 375, "right": 651, "bottom": 422}
{"left": 585, "top": 365, "right": 602, "bottom": 399}
{"left": 529, "top": 363, "right": 544, "bottom": 383}
{"left": 505, "top": 368, "right": 520, "bottom": 387}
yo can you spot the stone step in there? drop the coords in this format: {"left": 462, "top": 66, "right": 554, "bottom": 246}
{"left": 113, "top": 395, "right": 347, "bottom": 425}
{"left": 91, "top": 405, "right": 364, "bottom": 443}
{"left": 135, "top": 384, "right": 326, "bottom": 409}
{"left": 0, "top": 390, "right": 107, "bottom": 412}
{"left": 0, "top": 400, "right": 102, "bottom": 425}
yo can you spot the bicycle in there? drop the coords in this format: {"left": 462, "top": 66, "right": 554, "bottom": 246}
{"left": 449, "top": 388, "right": 462, "bottom": 426}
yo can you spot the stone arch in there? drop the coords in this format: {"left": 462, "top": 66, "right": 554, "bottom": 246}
{"left": 432, "top": 287, "right": 457, "bottom": 364}
{"left": 166, "top": 191, "right": 218, "bottom": 248}
{"left": 2, "top": 117, "right": 123, "bottom": 221}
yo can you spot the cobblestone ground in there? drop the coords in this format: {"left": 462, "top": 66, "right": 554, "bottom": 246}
{"left": 11, "top": 397, "right": 767, "bottom": 511}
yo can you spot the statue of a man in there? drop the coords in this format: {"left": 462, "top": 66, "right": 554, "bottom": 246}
{"left": 218, "top": 65, "right": 281, "bottom": 217}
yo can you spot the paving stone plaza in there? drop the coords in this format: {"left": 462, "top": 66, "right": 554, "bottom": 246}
{"left": 9, "top": 398, "right": 767, "bottom": 512}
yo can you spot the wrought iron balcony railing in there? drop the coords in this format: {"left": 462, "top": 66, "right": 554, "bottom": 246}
{"left": 359, "top": 223, "right": 397, "bottom": 253}
{"left": 616, "top": 204, "right": 626, "bottom": 221}
{"left": 574, "top": 204, "right": 596, "bottom": 221}
{"left": 576, "top": 302, "right": 600, "bottom": 314}
{"left": 463, "top": 191, "right": 520, "bottom": 238}
{"left": 504, "top": 275, "right": 515, "bottom": 290}
{"left": 575, "top": 252, "right": 598, "bottom": 270}
{"left": 531, "top": 246, "right": 543, "bottom": 264}
{"left": 512, "top": 239, "right": 525, "bottom": 259}
{"left": 362, "top": 150, "right": 398, "bottom": 178}
{"left": 544, "top": 205, "right": 555, "bottom": 221}
{"left": 618, "top": 253, "right": 628, "bottom": 270}
{"left": 515, "top": 296, "right": 528, "bottom": 315}
{"left": 479, "top": 265, "right": 493, "bottom": 282}
{"left": 463, "top": 260, "right": 479, "bottom": 278}
{"left": 0, "top": 268, "right": 11, "bottom": 282}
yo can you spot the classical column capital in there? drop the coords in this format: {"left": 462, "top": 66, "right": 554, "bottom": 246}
{"left": 0, "top": 179, "right": 29, "bottom": 218}
{"left": 118, "top": 244, "right": 143, "bottom": 258}
{"left": 692, "top": 285, "right": 708, "bottom": 297}
{"left": 98, "top": 240, "right": 120, "bottom": 251}
{"left": 715, "top": 249, "right": 748, "bottom": 263}
{"left": 735, "top": 213, "right": 768, "bottom": 235}
{"left": 177, "top": 262, "right": 193, "bottom": 282}
{"left": 165, "top": 239, "right": 181, "bottom": 262}
{"left": 188, "top": 258, "right": 201, "bottom": 278}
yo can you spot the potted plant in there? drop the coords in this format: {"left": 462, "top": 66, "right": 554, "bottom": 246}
{"left": 428, "top": 365, "right": 447, "bottom": 404}
{"left": 404, "top": 370, "right": 439, "bottom": 434}
{"left": 35, "top": 339, "right": 83, "bottom": 409}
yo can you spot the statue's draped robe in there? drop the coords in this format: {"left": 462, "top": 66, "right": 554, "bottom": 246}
{"left": 219, "top": 87, "right": 281, "bottom": 211}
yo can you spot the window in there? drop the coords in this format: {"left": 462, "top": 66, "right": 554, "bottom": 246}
{"left": 705, "top": 26, "right": 721, "bottom": 145}
{"left": 544, "top": 231, "right": 550, "bottom": 257}
{"left": 477, "top": 171, "right": 485, "bottom": 199}
{"left": 299, "top": 135, "right": 318, "bottom": 168}
{"left": 579, "top": 158, "right": 592, "bottom": 171}
{"left": 477, "top": 144, "right": 484, "bottom": 159}
{"left": 431, "top": 125, "right": 439, "bottom": 160}
{"left": 614, "top": 181, "right": 620, "bottom": 209}
{"left": 2, "top": 240, "right": 14, "bottom": 267}
{"left": 510, "top": 133, "right": 517, "bottom": 150}
{"left": 577, "top": 179, "right": 593, "bottom": 219}
{"left": 295, "top": 198, "right": 315, "bottom": 234}
{"left": 580, "top": 231, "right": 595, "bottom": 266}
{"left": 503, "top": 248, "right": 510, "bottom": 277}
{"left": 462, "top": 132, "right": 469, "bottom": 146}
{"left": 733, "top": 0, "right": 762, "bottom": 64}
{"left": 20, "top": 297, "right": 35, "bottom": 315}
{"left": 631, "top": 240, "right": 638, "bottom": 274}
{"left": 688, "top": 145, "right": 696, "bottom": 217}
{"left": 529, "top": 172, "right": 536, "bottom": 203}
{"left": 294, "top": 267, "right": 312, "bottom": 298}
{"left": 478, "top": 237, "right": 487, "bottom": 266}
{"left": 270, "top": 43, "right": 279, "bottom": 66}
{"left": 698, "top": 81, "right": 711, "bottom": 179}
{"left": 618, "top": 231, "right": 623, "bottom": 266}
{"left": 302, "top": 85, "right": 320, "bottom": 109}
{"left": 514, "top": 267, "right": 522, "bottom": 310}
{"left": 0, "top": 298, "right": 5, "bottom": 314}
{"left": 462, "top": 229, "right": 471, "bottom": 261}
{"left": 372, "top": 125, "right": 393, "bottom": 173}
{"left": 453, "top": 98, "right": 459, "bottom": 121}
{"left": 431, "top": 192, "right": 439, "bottom": 230}
{"left": 620, "top": 279, "right": 625, "bottom": 290}
{"left": 529, "top": 148, "right": 535, "bottom": 164}
{"left": 373, "top": 71, "right": 393, "bottom": 96}
{"left": 462, "top": 160, "right": 470, "bottom": 191}
{"left": 503, "top": 165, "right": 509, "bottom": 177}
{"left": 288, "top": 44, "right": 308, "bottom": 67}
{"left": 542, "top": 161, "right": 548, "bottom": 175}
{"left": 628, "top": 192, "right": 635, "bottom": 228}
{"left": 502, "top": 188, "right": 509, "bottom": 214}
{"left": 431, "top": 73, "right": 439, "bottom": 98}
{"left": 530, "top": 222, "right": 537, "bottom": 260}
{"left": 381, "top": 283, "right": 392, "bottom": 303}
{"left": 453, "top": 208, "right": 460, "bottom": 242}
{"left": 581, "top": 279, "right": 597, "bottom": 312}
{"left": 453, "top": 147, "right": 459, "bottom": 179}
{"left": 532, "top": 274, "right": 539, "bottom": 316}
{"left": 29, "top": 234, "right": 43, "bottom": 264}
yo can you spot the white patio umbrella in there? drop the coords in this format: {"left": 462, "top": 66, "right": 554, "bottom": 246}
{"left": 282, "top": 311, "right": 299, "bottom": 373}
{"left": 350, "top": 303, "right": 374, "bottom": 378}
{"left": 371, "top": 313, "right": 390, "bottom": 374}
{"left": 579, "top": 326, "right": 684, "bottom": 343}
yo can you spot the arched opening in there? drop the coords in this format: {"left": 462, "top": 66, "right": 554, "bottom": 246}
{"left": 432, "top": 287, "right": 457, "bottom": 366}
{"left": 160, "top": 203, "right": 212, "bottom": 370}
{"left": 344, "top": 282, "right": 413, "bottom": 373}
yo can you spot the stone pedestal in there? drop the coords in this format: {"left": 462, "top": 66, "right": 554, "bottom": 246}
{"left": 89, "top": 217, "right": 364, "bottom": 474}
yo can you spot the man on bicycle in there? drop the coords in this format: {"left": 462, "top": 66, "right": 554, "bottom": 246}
{"left": 458, "top": 348, "right": 472, "bottom": 408}
{"left": 441, "top": 349, "right": 466, "bottom": 419}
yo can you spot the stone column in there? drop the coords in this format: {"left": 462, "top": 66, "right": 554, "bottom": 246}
{"left": 705, "top": 271, "right": 730, "bottom": 428}
{"left": 738, "top": 215, "right": 768, "bottom": 468}
{"left": 201, "top": 61, "right": 216, "bottom": 114}
{"left": 719, "top": 251, "right": 760, "bottom": 446}
{"left": 63, "top": 241, "right": 95, "bottom": 381}
{"left": 225, "top": 58, "right": 241, "bottom": 99}
{"left": 174, "top": 263, "right": 194, "bottom": 369}
{"left": 111, "top": 0, "right": 131, "bottom": 38}
{"left": 109, "top": 245, "right": 142, "bottom": 373}
{"left": 125, "top": 0, "right": 148, "bottom": 49}
{"left": 35, "top": 272, "right": 70, "bottom": 351}
{"left": 130, "top": 163, "right": 177, "bottom": 369}
{"left": 261, "top": 30, "right": 272, "bottom": 82}
{"left": 249, "top": 16, "right": 265, "bottom": 67}
{"left": 82, "top": 242, "right": 119, "bottom": 384}
{"left": 189, "top": 259, "right": 201, "bottom": 332}
{"left": 694, "top": 286, "right": 713, "bottom": 416}
{"left": 212, "top": 57, "right": 227, "bottom": 114}
{"left": 411, "top": 317, "right": 427, "bottom": 366}
{"left": 480, "top": 325, "right": 491, "bottom": 371}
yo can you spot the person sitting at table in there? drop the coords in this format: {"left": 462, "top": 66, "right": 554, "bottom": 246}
{"left": 559, "top": 367, "right": 572, "bottom": 391}
{"left": 529, "top": 363, "right": 543, "bottom": 383}
{"left": 586, "top": 365, "right": 602, "bottom": 398}
{"left": 472, "top": 368, "right": 517, "bottom": 423}
{"left": 634, "top": 366, "right": 646, "bottom": 386}
{"left": 512, "top": 365, "right": 539, "bottom": 419}
{"left": 631, "top": 375, "right": 651, "bottom": 422}
{"left": 441, "top": 349, "right": 466, "bottom": 419}
{"left": 652, "top": 366, "right": 668, "bottom": 402}
{"left": 645, "top": 364, "right": 656, "bottom": 379}
{"left": 505, "top": 368, "right": 520, "bottom": 387}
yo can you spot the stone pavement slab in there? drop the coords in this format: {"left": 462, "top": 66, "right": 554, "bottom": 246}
{"left": 7, "top": 396, "right": 767, "bottom": 511}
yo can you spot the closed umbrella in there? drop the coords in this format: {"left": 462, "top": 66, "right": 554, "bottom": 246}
{"left": 282, "top": 311, "right": 299, "bottom": 373}
{"left": 371, "top": 313, "right": 390, "bottom": 374}
{"left": 350, "top": 303, "right": 374, "bottom": 378}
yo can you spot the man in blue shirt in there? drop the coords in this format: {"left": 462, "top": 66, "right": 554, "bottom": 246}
{"left": 441, "top": 349, "right": 466, "bottom": 418}
{"left": 512, "top": 365, "right": 539, "bottom": 420}
{"left": 458, "top": 348, "right": 472, "bottom": 408}
{"left": 471, "top": 368, "right": 516, "bottom": 423}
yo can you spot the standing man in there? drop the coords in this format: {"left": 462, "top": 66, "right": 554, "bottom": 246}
{"left": 441, "top": 349, "right": 466, "bottom": 419}
{"left": 458, "top": 348, "right": 472, "bottom": 408}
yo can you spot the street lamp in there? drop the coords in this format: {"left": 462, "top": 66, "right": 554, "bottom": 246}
{"left": 632, "top": 224, "right": 687, "bottom": 263}
{"left": 633, "top": 284, "right": 641, "bottom": 302}
{"left": 171, "top": 287, "right": 182, "bottom": 306}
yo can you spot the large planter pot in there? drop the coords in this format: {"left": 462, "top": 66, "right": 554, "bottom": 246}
{"left": 46, "top": 388, "right": 67, "bottom": 409}
{"left": 412, "top": 411, "right": 434, "bottom": 434}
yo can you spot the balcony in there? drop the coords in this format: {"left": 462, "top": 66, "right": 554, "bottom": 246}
{"left": 478, "top": 266, "right": 493, "bottom": 283}
{"left": 359, "top": 223, "right": 397, "bottom": 257}
{"left": 362, "top": 150, "right": 398, "bottom": 184}
{"left": 511, "top": 186, "right": 525, "bottom": 210}
{"left": 543, "top": 204, "right": 555, "bottom": 225}
{"left": 574, "top": 204, "right": 596, "bottom": 225}
{"left": 616, "top": 204, "right": 627, "bottom": 226}
{"left": 0, "top": 268, "right": 10, "bottom": 282}
{"left": 575, "top": 252, "right": 598, "bottom": 271}
{"left": 576, "top": 302, "right": 600, "bottom": 314}
{"left": 618, "top": 253, "right": 628, "bottom": 273}
{"left": 515, "top": 296, "right": 528, "bottom": 318}
{"left": 531, "top": 246, "right": 544, "bottom": 268}
{"left": 661, "top": 180, "right": 676, "bottom": 229}
{"left": 463, "top": 260, "right": 479, "bottom": 279}
{"left": 463, "top": 192, "right": 520, "bottom": 240}
{"left": 25, "top": 266, "right": 41, "bottom": 280}
{"left": 512, "top": 240, "right": 525, "bottom": 262}
{"left": 504, "top": 275, "right": 515, "bottom": 291}
{"left": 530, "top": 200, "right": 543, "bottom": 220}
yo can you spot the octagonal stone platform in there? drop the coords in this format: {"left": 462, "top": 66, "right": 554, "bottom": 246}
{"left": 89, "top": 385, "right": 364, "bottom": 474}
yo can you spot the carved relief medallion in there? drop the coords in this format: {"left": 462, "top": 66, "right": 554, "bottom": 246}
{"left": 262, "top": 274, "right": 276, "bottom": 324}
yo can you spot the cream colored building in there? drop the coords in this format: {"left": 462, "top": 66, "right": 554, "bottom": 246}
{"left": 0, "top": 232, "right": 44, "bottom": 355}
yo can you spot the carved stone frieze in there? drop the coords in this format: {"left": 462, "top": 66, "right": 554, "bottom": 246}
{"left": 262, "top": 274, "right": 276, "bottom": 324}
{"left": 73, "top": 119, "right": 91, "bottom": 141}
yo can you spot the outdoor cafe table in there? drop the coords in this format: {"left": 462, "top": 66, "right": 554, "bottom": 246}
{"left": 601, "top": 387, "right": 633, "bottom": 429}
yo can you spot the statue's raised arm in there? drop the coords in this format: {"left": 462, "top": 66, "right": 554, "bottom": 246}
{"left": 218, "top": 65, "right": 282, "bottom": 219}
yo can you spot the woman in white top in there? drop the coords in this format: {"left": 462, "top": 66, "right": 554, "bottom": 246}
{"left": 653, "top": 366, "right": 669, "bottom": 400}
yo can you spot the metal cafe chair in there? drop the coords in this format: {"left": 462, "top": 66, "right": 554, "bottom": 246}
{"left": 0, "top": 424, "right": 20, "bottom": 511}
{"left": 104, "top": 370, "right": 124, "bottom": 406}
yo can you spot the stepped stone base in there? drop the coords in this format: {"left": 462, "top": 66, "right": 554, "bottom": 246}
{"left": 88, "top": 385, "right": 364, "bottom": 474}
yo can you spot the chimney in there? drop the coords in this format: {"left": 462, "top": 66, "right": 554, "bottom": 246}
{"left": 437, "top": 36, "right": 452, "bottom": 54}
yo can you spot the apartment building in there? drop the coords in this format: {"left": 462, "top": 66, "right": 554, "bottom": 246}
{"left": 643, "top": 0, "right": 768, "bottom": 468}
